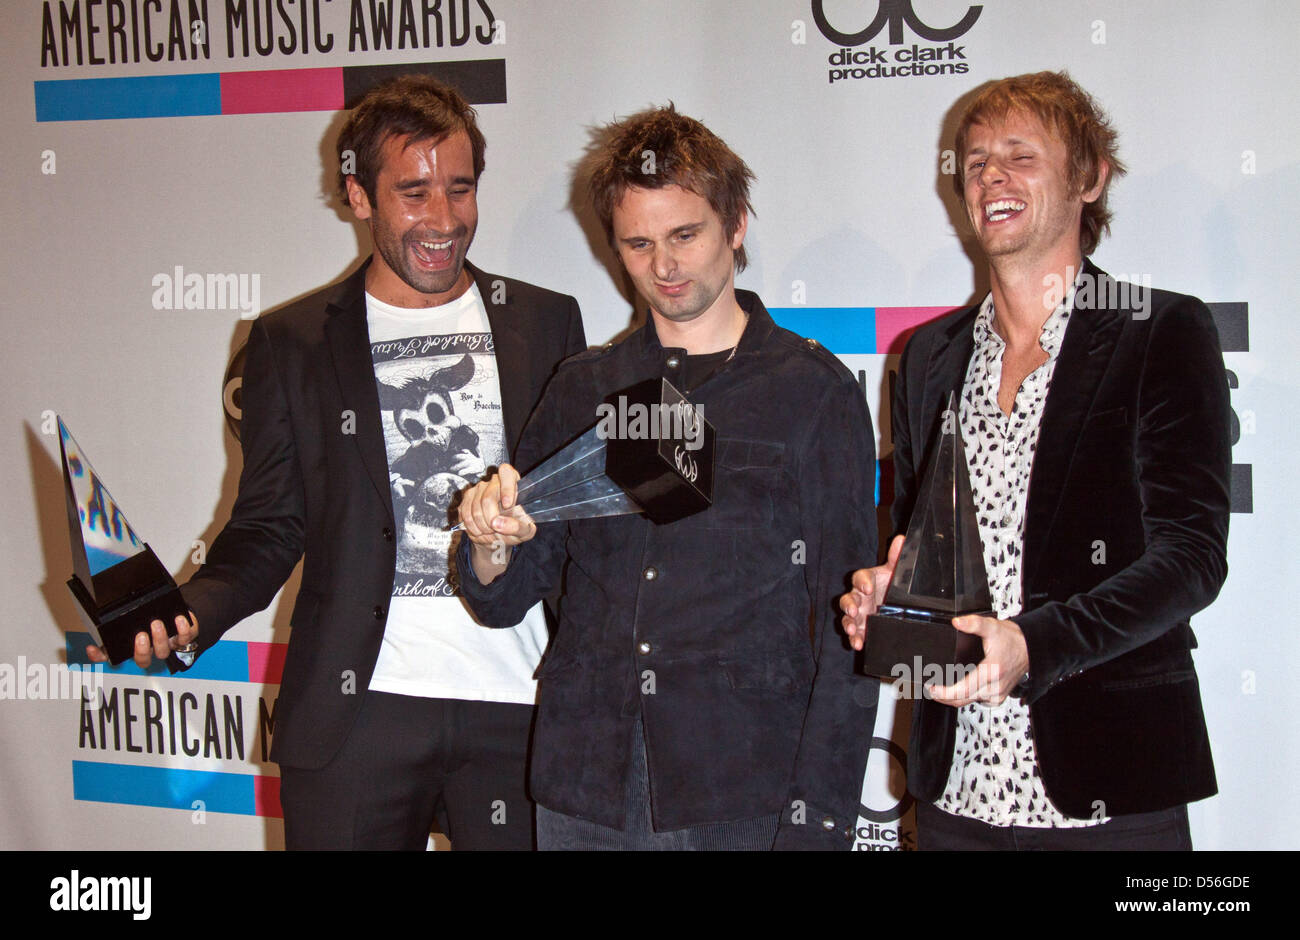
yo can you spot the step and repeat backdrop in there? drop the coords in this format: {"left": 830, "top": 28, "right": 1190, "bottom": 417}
{"left": 1, "top": 1, "right": 1295, "bottom": 850}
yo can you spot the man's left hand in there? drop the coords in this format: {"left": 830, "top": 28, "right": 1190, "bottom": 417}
{"left": 928, "top": 615, "right": 1029, "bottom": 707}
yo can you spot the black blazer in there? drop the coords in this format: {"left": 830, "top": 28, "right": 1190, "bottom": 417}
{"left": 892, "top": 261, "right": 1229, "bottom": 817}
{"left": 177, "top": 260, "right": 586, "bottom": 769}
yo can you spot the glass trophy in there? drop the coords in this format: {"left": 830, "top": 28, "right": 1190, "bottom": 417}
{"left": 461, "top": 377, "right": 715, "bottom": 528}
{"left": 861, "top": 392, "right": 993, "bottom": 679}
{"left": 59, "top": 417, "right": 189, "bottom": 667}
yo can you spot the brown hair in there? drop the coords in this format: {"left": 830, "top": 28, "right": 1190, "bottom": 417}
{"left": 588, "top": 104, "right": 756, "bottom": 271}
{"left": 337, "top": 75, "right": 486, "bottom": 205}
{"left": 953, "top": 71, "right": 1126, "bottom": 256}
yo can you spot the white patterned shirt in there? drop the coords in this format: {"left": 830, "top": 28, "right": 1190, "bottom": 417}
{"left": 936, "top": 278, "right": 1104, "bottom": 827}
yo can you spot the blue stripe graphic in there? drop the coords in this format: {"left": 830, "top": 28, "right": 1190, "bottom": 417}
{"left": 72, "top": 761, "right": 256, "bottom": 814}
{"left": 768, "top": 307, "right": 877, "bottom": 354}
{"left": 35, "top": 73, "right": 221, "bottom": 122}
{"left": 65, "top": 632, "right": 251, "bottom": 682}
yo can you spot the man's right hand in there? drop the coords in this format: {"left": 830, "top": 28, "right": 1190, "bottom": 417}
{"left": 458, "top": 464, "right": 537, "bottom": 584}
{"left": 840, "top": 535, "right": 904, "bottom": 651}
{"left": 85, "top": 612, "right": 199, "bottom": 671}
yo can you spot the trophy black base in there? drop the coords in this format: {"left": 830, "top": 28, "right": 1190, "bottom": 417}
{"left": 67, "top": 546, "right": 189, "bottom": 667}
{"left": 860, "top": 607, "right": 988, "bottom": 681}
{"left": 604, "top": 378, "right": 715, "bottom": 525}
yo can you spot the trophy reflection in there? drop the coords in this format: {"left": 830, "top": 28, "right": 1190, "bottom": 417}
{"left": 59, "top": 417, "right": 189, "bottom": 667}
{"left": 473, "top": 377, "right": 715, "bottom": 528}
{"left": 861, "top": 392, "right": 992, "bottom": 680}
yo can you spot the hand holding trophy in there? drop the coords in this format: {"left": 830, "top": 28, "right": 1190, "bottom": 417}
{"left": 856, "top": 392, "right": 994, "bottom": 687}
{"left": 456, "top": 377, "right": 716, "bottom": 583}
{"left": 58, "top": 417, "right": 193, "bottom": 670}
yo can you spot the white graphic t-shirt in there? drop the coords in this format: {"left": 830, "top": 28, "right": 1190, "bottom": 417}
{"left": 365, "top": 283, "right": 548, "bottom": 703}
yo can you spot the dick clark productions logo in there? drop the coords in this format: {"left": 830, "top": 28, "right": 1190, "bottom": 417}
{"left": 813, "top": 0, "right": 983, "bottom": 83}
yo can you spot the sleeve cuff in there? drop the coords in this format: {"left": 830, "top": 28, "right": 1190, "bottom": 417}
{"left": 774, "top": 804, "right": 858, "bottom": 851}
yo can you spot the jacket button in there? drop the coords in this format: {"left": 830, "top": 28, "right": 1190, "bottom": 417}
{"left": 666, "top": 355, "right": 680, "bottom": 368}
{"left": 806, "top": 338, "right": 820, "bottom": 349}
{"left": 643, "top": 567, "right": 658, "bottom": 581}
{"left": 372, "top": 605, "right": 385, "bottom": 620}
{"left": 382, "top": 527, "right": 393, "bottom": 542}
{"left": 638, "top": 641, "right": 652, "bottom": 655}
{"left": 821, "top": 816, "right": 836, "bottom": 831}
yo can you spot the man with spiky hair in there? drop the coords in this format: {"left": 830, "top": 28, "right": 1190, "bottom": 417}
{"left": 842, "top": 72, "right": 1230, "bottom": 849}
{"left": 457, "top": 106, "right": 879, "bottom": 850}
{"left": 89, "top": 75, "right": 586, "bottom": 849}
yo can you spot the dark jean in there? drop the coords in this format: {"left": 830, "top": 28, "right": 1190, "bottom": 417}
{"left": 536, "top": 719, "right": 780, "bottom": 851}
{"left": 916, "top": 800, "right": 1192, "bottom": 851}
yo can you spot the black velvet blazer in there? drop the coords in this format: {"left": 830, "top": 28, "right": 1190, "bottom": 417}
{"left": 891, "top": 260, "right": 1230, "bottom": 818}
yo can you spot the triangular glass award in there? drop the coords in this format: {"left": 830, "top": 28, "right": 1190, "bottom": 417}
{"left": 60, "top": 417, "right": 189, "bottom": 666}
{"left": 512, "top": 426, "right": 644, "bottom": 524}
{"left": 453, "top": 378, "right": 716, "bottom": 529}
{"left": 861, "top": 392, "right": 992, "bottom": 680}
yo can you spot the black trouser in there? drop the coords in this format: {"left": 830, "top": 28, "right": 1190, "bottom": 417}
{"left": 536, "top": 719, "right": 779, "bottom": 851}
{"left": 916, "top": 800, "right": 1192, "bottom": 850}
{"left": 280, "top": 692, "right": 535, "bottom": 850}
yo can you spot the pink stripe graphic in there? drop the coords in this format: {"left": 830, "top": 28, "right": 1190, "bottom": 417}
{"left": 254, "top": 774, "right": 283, "bottom": 818}
{"left": 220, "top": 68, "right": 343, "bottom": 114}
{"left": 247, "top": 642, "right": 287, "bottom": 684}
{"left": 875, "top": 306, "right": 960, "bottom": 355}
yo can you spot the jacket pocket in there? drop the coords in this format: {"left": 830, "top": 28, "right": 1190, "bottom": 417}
{"left": 720, "top": 655, "right": 813, "bottom": 694}
{"left": 1082, "top": 405, "right": 1128, "bottom": 430}
{"left": 1099, "top": 669, "right": 1195, "bottom": 692}
{"left": 706, "top": 438, "right": 786, "bottom": 529}
{"left": 289, "top": 588, "right": 321, "bottom": 629}
{"left": 534, "top": 648, "right": 581, "bottom": 680}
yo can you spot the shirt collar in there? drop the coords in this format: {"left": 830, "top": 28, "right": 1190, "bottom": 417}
{"left": 637, "top": 289, "right": 774, "bottom": 357}
{"left": 973, "top": 267, "right": 1081, "bottom": 361}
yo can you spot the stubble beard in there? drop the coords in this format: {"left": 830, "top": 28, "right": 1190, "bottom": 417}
{"left": 377, "top": 222, "right": 472, "bottom": 297}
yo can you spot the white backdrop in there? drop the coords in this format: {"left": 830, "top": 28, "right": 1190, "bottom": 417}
{"left": 2, "top": 0, "right": 1295, "bottom": 850}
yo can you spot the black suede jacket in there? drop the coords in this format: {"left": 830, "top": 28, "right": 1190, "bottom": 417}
{"left": 458, "top": 291, "right": 879, "bottom": 849}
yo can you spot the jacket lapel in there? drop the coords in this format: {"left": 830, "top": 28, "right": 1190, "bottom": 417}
{"left": 890, "top": 306, "right": 976, "bottom": 530}
{"left": 323, "top": 261, "right": 395, "bottom": 523}
{"left": 470, "top": 263, "right": 531, "bottom": 458}
{"left": 1023, "top": 260, "right": 1126, "bottom": 590}
{"left": 921, "top": 308, "right": 978, "bottom": 450}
